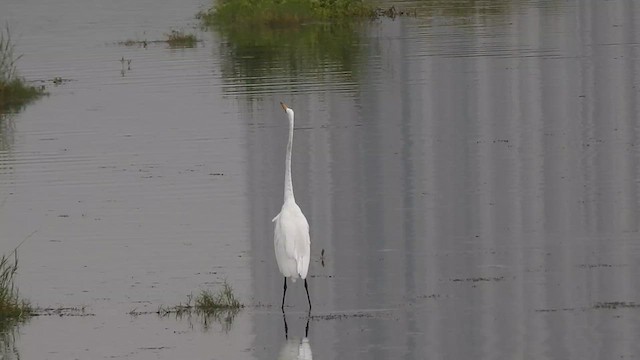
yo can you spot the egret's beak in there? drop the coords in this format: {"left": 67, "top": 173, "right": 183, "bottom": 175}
{"left": 280, "top": 102, "right": 288, "bottom": 112}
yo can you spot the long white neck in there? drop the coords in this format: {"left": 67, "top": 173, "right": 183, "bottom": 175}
{"left": 284, "top": 110, "right": 295, "bottom": 203}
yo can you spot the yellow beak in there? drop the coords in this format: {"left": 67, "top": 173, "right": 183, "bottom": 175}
{"left": 280, "top": 102, "right": 288, "bottom": 111}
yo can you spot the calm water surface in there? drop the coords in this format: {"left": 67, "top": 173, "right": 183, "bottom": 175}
{"left": 1, "top": 0, "right": 640, "bottom": 359}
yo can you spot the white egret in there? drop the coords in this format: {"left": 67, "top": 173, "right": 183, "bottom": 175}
{"left": 273, "top": 102, "right": 311, "bottom": 311}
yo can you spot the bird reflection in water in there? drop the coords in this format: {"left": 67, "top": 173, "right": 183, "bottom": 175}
{"left": 279, "top": 312, "right": 312, "bottom": 360}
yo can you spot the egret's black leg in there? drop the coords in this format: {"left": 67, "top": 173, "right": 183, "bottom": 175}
{"left": 282, "top": 310, "right": 289, "bottom": 339}
{"left": 304, "top": 279, "right": 311, "bottom": 310}
{"left": 281, "top": 277, "right": 287, "bottom": 310}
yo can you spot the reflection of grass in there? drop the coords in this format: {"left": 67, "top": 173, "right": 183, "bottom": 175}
{"left": 199, "top": 0, "right": 376, "bottom": 28}
{"left": 0, "top": 26, "right": 45, "bottom": 113}
{"left": 0, "top": 324, "right": 20, "bottom": 360}
{"left": 217, "top": 22, "right": 364, "bottom": 91}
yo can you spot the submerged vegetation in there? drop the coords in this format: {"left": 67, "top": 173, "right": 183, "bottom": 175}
{"left": 0, "top": 251, "right": 32, "bottom": 322}
{"left": 0, "top": 27, "right": 45, "bottom": 113}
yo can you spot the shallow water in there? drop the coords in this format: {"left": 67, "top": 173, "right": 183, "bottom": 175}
{"left": 1, "top": 0, "right": 640, "bottom": 359}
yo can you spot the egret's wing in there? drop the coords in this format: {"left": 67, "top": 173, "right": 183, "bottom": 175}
{"left": 274, "top": 213, "right": 297, "bottom": 278}
{"left": 281, "top": 215, "right": 304, "bottom": 260}
{"left": 292, "top": 212, "right": 310, "bottom": 279}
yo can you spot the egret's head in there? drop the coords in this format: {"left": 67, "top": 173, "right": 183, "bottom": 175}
{"left": 280, "top": 102, "right": 294, "bottom": 118}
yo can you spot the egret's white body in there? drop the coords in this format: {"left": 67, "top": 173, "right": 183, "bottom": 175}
{"left": 273, "top": 201, "right": 310, "bottom": 281}
{"left": 273, "top": 102, "right": 311, "bottom": 310}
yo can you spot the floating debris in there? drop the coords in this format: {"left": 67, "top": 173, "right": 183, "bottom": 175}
{"left": 450, "top": 276, "right": 504, "bottom": 283}
{"left": 593, "top": 301, "right": 640, "bottom": 310}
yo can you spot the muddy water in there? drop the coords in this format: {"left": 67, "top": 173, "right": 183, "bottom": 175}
{"left": 1, "top": 0, "right": 640, "bottom": 359}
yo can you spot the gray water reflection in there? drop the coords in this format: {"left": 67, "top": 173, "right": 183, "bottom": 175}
{"left": 278, "top": 337, "right": 312, "bottom": 360}
{"left": 247, "top": 1, "right": 640, "bottom": 359}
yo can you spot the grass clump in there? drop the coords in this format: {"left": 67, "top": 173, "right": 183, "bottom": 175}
{"left": 149, "top": 280, "right": 243, "bottom": 332}
{"left": 165, "top": 30, "right": 199, "bottom": 48}
{"left": 199, "top": 0, "right": 377, "bottom": 28}
{"left": 0, "top": 251, "right": 32, "bottom": 321}
{"left": 0, "top": 26, "right": 45, "bottom": 113}
{"left": 195, "top": 281, "right": 242, "bottom": 311}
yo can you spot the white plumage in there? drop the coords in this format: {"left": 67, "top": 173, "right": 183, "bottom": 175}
{"left": 273, "top": 201, "right": 310, "bottom": 281}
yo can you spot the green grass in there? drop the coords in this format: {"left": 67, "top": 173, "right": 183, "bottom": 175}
{"left": 155, "top": 281, "right": 243, "bottom": 315}
{"left": 199, "top": 0, "right": 378, "bottom": 28}
{"left": 0, "top": 26, "right": 45, "bottom": 113}
{"left": 0, "top": 251, "right": 32, "bottom": 321}
{"left": 152, "top": 280, "right": 243, "bottom": 331}
{"left": 195, "top": 281, "right": 242, "bottom": 311}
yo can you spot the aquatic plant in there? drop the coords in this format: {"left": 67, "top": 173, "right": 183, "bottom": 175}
{"left": 0, "top": 251, "right": 32, "bottom": 321}
{"left": 0, "top": 26, "right": 45, "bottom": 113}
{"left": 165, "top": 30, "right": 199, "bottom": 48}
{"left": 148, "top": 280, "right": 243, "bottom": 332}
{"left": 195, "top": 281, "right": 242, "bottom": 311}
